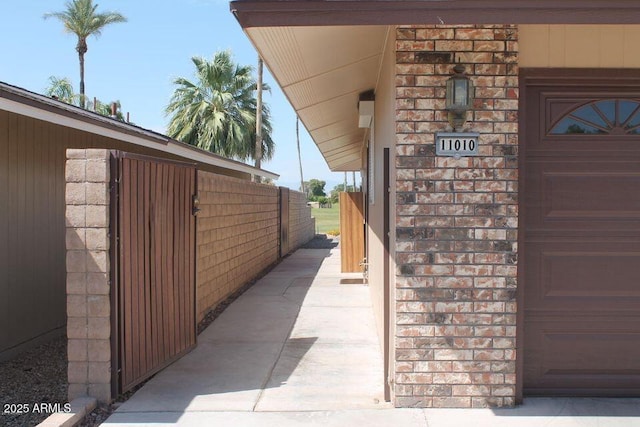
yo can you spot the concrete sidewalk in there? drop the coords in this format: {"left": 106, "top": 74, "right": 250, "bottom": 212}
{"left": 103, "top": 246, "right": 640, "bottom": 427}
{"left": 104, "top": 246, "right": 391, "bottom": 424}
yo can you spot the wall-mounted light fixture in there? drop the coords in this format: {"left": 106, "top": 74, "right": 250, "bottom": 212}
{"left": 358, "top": 89, "right": 376, "bottom": 128}
{"left": 358, "top": 101, "right": 375, "bottom": 128}
{"left": 445, "top": 64, "right": 474, "bottom": 131}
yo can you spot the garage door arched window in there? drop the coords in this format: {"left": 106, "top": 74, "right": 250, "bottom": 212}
{"left": 550, "top": 99, "right": 640, "bottom": 135}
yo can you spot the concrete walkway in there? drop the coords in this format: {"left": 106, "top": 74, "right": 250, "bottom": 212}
{"left": 104, "top": 247, "right": 392, "bottom": 424}
{"left": 103, "top": 247, "right": 640, "bottom": 426}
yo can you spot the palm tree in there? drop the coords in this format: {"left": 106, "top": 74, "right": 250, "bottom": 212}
{"left": 44, "top": 76, "right": 77, "bottom": 104}
{"left": 44, "top": 0, "right": 126, "bottom": 108}
{"left": 44, "top": 75, "right": 128, "bottom": 122}
{"left": 254, "top": 56, "right": 264, "bottom": 181}
{"left": 166, "top": 51, "right": 274, "bottom": 162}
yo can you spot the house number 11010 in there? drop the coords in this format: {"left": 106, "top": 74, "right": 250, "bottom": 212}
{"left": 442, "top": 138, "right": 475, "bottom": 151}
{"left": 435, "top": 132, "right": 480, "bottom": 158}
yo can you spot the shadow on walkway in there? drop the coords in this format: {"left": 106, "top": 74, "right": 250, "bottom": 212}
{"left": 105, "top": 245, "right": 385, "bottom": 425}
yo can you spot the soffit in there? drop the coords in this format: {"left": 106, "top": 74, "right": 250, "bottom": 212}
{"left": 247, "top": 25, "right": 388, "bottom": 171}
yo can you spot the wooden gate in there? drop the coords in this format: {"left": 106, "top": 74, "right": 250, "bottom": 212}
{"left": 339, "top": 192, "right": 364, "bottom": 273}
{"left": 110, "top": 152, "right": 197, "bottom": 395}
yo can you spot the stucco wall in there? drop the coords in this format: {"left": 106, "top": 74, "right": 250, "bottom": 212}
{"left": 519, "top": 25, "right": 640, "bottom": 68}
{"left": 367, "top": 26, "right": 397, "bottom": 385}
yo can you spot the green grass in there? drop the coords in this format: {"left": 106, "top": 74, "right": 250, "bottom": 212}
{"left": 311, "top": 204, "right": 340, "bottom": 234}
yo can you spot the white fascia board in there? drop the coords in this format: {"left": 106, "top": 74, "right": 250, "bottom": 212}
{"left": 0, "top": 97, "right": 279, "bottom": 181}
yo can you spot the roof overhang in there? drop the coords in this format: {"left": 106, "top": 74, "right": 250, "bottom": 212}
{"left": 231, "top": 0, "right": 640, "bottom": 27}
{"left": 232, "top": 1, "right": 640, "bottom": 172}
{"left": 0, "top": 82, "right": 279, "bottom": 180}
{"left": 245, "top": 25, "right": 389, "bottom": 171}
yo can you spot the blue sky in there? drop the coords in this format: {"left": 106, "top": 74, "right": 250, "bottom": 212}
{"left": 0, "top": 0, "right": 355, "bottom": 191}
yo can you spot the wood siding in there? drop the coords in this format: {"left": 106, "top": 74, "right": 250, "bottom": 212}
{"left": 0, "top": 111, "right": 67, "bottom": 360}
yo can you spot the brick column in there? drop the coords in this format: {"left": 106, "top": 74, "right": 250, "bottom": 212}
{"left": 65, "top": 149, "right": 112, "bottom": 403}
{"left": 394, "top": 25, "right": 519, "bottom": 408}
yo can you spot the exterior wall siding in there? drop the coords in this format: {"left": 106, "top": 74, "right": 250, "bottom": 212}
{"left": 196, "top": 173, "right": 280, "bottom": 322}
{"left": 0, "top": 112, "right": 67, "bottom": 361}
{"left": 369, "top": 28, "right": 397, "bottom": 357}
{"left": 519, "top": 24, "right": 640, "bottom": 68}
{"left": 394, "top": 25, "right": 519, "bottom": 408}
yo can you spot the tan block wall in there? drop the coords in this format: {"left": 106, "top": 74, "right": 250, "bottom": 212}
{"left": 196, "top": 172, "right": 280, "bottom": 321}
{"left": 288, "top": 190, "right": 315, "bottom": 252}
{"left": 65, "top": 149, "right": 112, "bottom": 403}
{"left": 394, "top": 25, "right": 519, "bottom": 408}
{"left": 65, "top": 151, "right": 316, "bottom": 402}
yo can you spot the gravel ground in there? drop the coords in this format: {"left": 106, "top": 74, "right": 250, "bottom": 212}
{"left": 0, "top": 336, "right": 68, "bottom": 427}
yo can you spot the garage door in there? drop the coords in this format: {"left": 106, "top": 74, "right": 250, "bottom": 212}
{"left": 523, "top": 72, "right": 640, "bottom": 396}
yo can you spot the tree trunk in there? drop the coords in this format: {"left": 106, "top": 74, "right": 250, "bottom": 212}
{"left": 77, "top": 38, "right": 88, "bottom": 109}
{"left": 254, "top": 56, "right": 264, "bottom": 183}
{"left": 79, "top": 52, "right": 85, "bottom": 108}
{"left": 296, "top": 117, "right": 305, "bottom": 194}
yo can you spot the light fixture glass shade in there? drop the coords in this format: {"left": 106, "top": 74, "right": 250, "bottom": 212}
{"left": 445, "top": 64, "right": 473, "bottom": 131}
{"left": 445, "top": 67, "right": 473, "bottom": 112}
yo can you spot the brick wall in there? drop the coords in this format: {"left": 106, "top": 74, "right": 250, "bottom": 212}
{"left": 288, "top": 190, "right": 316, "bottom": 252}
{"left": 394, "top": 25, "right": 519, "bottom": 408}
{"left": 65, "top": 149, "right": 112, "bottom": 403}
{"left": 196, "top": 172, "right": 280, "bottom": 321}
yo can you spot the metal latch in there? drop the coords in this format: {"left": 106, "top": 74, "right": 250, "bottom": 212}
{"left": 192, "top": 194, "right": 201, "bottom": 216}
